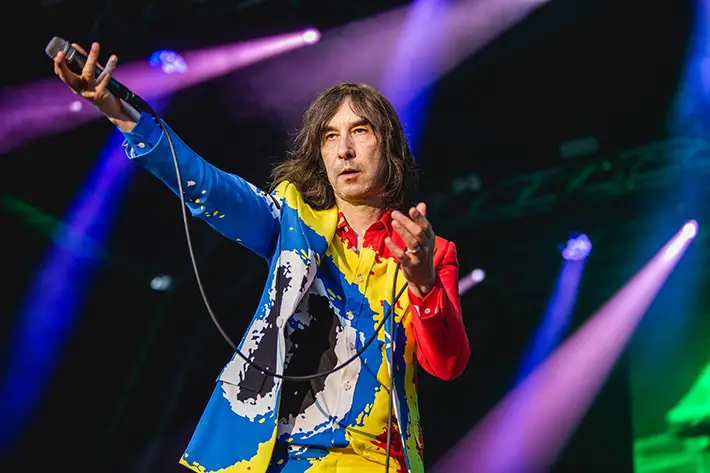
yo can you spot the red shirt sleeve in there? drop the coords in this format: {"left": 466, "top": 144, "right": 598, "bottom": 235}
{"left": 408, "top": 239, "right": 470, "bottom": 380}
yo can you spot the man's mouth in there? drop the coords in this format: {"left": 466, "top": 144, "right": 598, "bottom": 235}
{"left": 339, "top": 169, "right": 361, "bottom": 178}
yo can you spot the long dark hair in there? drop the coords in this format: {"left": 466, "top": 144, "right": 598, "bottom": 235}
{"left": 269, "top": 83, "right": 419, "bottom": 212}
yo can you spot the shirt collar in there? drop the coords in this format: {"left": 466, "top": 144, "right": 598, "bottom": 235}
{"left": 336, "top": 209, "right": 393, "bottom": 237}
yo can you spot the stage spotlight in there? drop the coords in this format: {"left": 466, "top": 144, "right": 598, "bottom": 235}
{"left": 561, "top": 233, "right": 592, "bottom": 262}
{"left": 470, "top": 268, "right": 485, "bottom": 283}
{"left": 148, "top": 50, "right": 188, "bottom": 74}
{"left": 459, "top": 268, "right": 485, "bottom": 295}
{"left": 302, "top": 29, "right": 320, "bottom": 44}
{"left": 68, "top": 100, "right": 82, "bottom": 112}
{"left": 682, "top": 219, "right": 698, "bottom": 239}
{"left": 664, "top": 220, "right": 698, "bottom": 262}
{"left": 150, "top": 274, "right": 173, "bottom": 292}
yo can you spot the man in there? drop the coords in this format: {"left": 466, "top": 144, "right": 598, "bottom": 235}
{"left": 53, "top": 42, "right": 470, "bottom": 473}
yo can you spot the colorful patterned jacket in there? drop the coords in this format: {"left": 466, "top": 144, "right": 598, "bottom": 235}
{"left": 121, "top": 113, "right": 470, "bottom": 473}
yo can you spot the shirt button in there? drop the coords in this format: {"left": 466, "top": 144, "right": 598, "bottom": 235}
{"left": 347, "top": 312, "right": 354, "bottom": 320}
{"left": 137, "top": 142, "right": 146, "bottom": 148}
{"left": 343, "top": 226, "right": 349, "bottom": 232}
{"left": 424, "top": 308, "right": 431, "bottom": 315}
{"left": 276, "top": 318, "right": 284, "bottom": 328}
{"left": 344, "top": 381, "right": 353, "bottom": 391}
{"left": 356, "top": 275, "right": 364, "bottom": 283}
{"left": 348, "top": 342, "right": 356, "bottom": 351}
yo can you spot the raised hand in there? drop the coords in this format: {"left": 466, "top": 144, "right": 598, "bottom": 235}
{"left": 385, "top": 202, "right": 437, "bottom": 298}
{"left": 53, "top": 42, "right": 127, "bottom": 123}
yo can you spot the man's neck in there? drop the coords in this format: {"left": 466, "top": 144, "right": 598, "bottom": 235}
{"left": 337, "top": 199, "right": 386, "bottom": 248}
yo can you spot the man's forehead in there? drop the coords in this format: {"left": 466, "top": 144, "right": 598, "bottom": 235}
{"left": 326, "top": 105, "right": 370, "bottom": 128}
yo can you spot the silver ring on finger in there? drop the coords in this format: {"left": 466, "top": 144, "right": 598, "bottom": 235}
{"left": 406, "top": 244, "right": 423, "bottom": 254}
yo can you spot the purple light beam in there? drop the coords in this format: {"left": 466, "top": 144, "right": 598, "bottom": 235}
{"left": 432, "top": 221, "right": 698, "bottom": 473}
{"left": 460, "top": 268, "right": 486, "bottom": 295}
{"left": 233, "top": 0, "right": 552, "bottom": 127}
{"left": 0, "top": 29, "right": 318, "bottom": 154}
{"left": 380, "top": 0, "right": 448, "bottom": 150}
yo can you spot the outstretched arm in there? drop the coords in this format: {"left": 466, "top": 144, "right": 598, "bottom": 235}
{"left": 121, "top": 112, "right": 281, "bottom": 259}
{"left": 51, "top": 41, "right": 281, "bottom": 259}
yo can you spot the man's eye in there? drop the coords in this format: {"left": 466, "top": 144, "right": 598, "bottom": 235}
{"left": 325, "top": 133, "right": 337, "bottom": 140}
{"left": 353, "top": 128, "right": 367, "bottom": 134}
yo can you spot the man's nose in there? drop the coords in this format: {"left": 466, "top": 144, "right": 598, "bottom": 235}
{"left": 337, "top": 135, "right": 355, "bottom": 160}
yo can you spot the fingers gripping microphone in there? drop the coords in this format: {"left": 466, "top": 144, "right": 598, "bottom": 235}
{"left": 45, "top": 36, "right": 153, "bottom": 114}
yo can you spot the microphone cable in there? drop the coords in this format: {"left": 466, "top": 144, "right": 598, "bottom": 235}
{"left": 151, "top": 114, "right": 404, "bottom": 471}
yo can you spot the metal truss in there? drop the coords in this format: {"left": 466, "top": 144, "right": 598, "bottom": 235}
{"left": 431, "top": 136, "right": 710, "bottom": 233}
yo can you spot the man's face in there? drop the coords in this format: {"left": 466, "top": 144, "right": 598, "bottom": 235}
{"left": 320, "top": 98, "right": 385, "bottom": 207}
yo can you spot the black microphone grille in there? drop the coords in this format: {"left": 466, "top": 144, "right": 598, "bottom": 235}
{"left": 45, "top": 36, "right": 70, "bottom": 59}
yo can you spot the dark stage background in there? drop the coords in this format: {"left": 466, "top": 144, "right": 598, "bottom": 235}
{"left": 2, "top": 0, "right": 704, "bottom": 472}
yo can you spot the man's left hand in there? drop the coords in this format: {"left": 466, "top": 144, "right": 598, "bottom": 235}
{"left": 385, "top": 202, "right": 437, "bottom": 298}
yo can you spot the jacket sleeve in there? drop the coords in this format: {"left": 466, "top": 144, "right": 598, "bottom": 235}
{"left": 121, "top": 112, "right": 281, "bottom": 259}
{"left": 408, "top": 239, "right": 470, "bottom": 380}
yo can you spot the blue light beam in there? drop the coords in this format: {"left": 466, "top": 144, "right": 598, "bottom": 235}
{"left": 0, "top": 128, "right": 140, "bottom": 453}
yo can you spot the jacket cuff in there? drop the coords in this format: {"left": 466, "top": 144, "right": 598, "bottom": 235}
{"left": 408, "top": 280, "right": 443, "bottom": 320}
{"left": 120, "top": 112, "right": 163, "bottom": 159}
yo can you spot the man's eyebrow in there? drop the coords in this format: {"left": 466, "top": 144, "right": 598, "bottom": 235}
{"left": 350, "top": 118, "right": 371, "bottom": 128}
{"left": 322, "top": 119, "right": 372, "bottom": 135}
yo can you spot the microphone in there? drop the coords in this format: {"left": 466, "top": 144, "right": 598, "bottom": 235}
{"left": 45, "top": 36, "right": 153, "bottom": 115}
